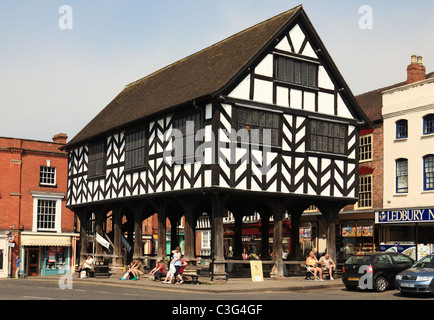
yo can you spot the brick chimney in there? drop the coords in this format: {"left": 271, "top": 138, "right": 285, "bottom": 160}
{"left": 52, "top": 133, "right": 68, "bottom": 144}
{"left": 407, "top": 55, "right": 426, "bottom": 84}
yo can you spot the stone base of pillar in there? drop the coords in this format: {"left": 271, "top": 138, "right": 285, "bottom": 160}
{"left": 270, "top": 262, "right": 284, "bottom": 278}
{"left": 212, "top": 261, "right": 227, "bottom": 281}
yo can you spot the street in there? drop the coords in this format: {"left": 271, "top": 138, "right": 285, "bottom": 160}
{"left": 0, "top": 277, "right": 433, "bottom": 301}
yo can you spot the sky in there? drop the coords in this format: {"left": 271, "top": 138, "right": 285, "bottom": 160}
{"left": 1, "top": 0, "right": 434, "bottom": 142}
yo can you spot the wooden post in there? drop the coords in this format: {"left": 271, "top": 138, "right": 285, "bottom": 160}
{"left": 260, "top": 212, "right": 270, "bottom": 260}
{"left": 212, "top": 193, "right": 227, "bottom": 280}
{"left": 112, "top": 206, "right": 123, "bottom": 267}
{"left": 78, "top": 209, "right": 88, "bottom": 258}
{"left": 133, "top": 205, "right": 143, "bottom": 259}
{"left": 271, "top": 202, "right": 284, "bottom": 278}
{"left": 95, "top": 208, "right": 105, "bottom": 259}
{"left": 317, "top": 202, "right": 344, "bottom": 263}
{"left": 183, "top": 204, "right": 196, "bottom": 263}
{"left": 157, "top": 204, "right": 167, "bottom": 262}
{"left": 233, "top": 213, "right": 243, "bottom": 260}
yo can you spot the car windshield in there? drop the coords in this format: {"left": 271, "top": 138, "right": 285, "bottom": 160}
{"left": 345, "top": 255, "right": 371, "bottom": 264}
{"left": 414, "top": 255, "right": 434, "bottom": 268}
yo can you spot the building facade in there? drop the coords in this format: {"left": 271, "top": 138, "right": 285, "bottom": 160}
{"left": 0, "top": 134, "right": 77, "bottom": 278}
{"left": 378, "top": 56, "right": 434, "bottom": 260}
{"left": 65, "top": 6, "right": 370, "bottom": 279}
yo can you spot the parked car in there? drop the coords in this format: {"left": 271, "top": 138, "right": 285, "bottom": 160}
{"left": 342, "top": 252, "right": 414, "bottom": 292}
{"left": 395, "top": 254, "right": 434, "bottom": 296}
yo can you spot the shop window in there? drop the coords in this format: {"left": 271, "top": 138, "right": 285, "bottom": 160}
{"left": 423, "top": 114, "right": 434, "bottom": 135}
{"left": 396, "top": 158, "right": 408, "bottom": 193}
{"left": 359, "top": 134, "right": 372, "bottom": 162}
{"left": 423, "top": 155, "right": 434, "bottom": 191}
{"left": 396, "top": 120, "right": 408, "bottom": 139}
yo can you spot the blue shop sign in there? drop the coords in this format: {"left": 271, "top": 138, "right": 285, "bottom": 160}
{"left": 376, "top": 208, "right": 434, "bottom": 224}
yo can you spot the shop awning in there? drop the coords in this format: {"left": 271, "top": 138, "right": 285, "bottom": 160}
{"left": 21, "top": 234, "right": 72, "bottom": 247}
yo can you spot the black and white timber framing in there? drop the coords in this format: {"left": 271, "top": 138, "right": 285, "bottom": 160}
{"left": 64, "top": 5, "right": 371, "bottom": 279}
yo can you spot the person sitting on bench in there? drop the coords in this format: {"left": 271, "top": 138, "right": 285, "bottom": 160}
{"left": 306, "top": 251, "right": 323, "bottom": 281}
{"left": 319, "top": 253, "right": 336, "bottom": 280}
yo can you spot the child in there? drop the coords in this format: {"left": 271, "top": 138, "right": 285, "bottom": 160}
{"left": 161, "top": 259, "right": 176, "bottom": 284}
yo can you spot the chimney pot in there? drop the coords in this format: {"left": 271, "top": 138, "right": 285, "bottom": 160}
{"left": 52, "top": 133, "right": 68, "bottom": 144}
{"left": 407, "top": 55, "right": 426, "bottom": 84}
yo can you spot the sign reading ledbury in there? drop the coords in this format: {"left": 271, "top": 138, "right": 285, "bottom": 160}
{"left": 376, "top": 208, "right": 434, "bottom": 224}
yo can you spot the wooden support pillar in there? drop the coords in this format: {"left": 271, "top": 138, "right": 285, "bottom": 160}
{"left": 95, "top": 208, "right": 105, "bottom": 259}
{"left": 271, "top": 202, "right": 284, "bottom": 278}
{"left": 233, "top": 213, "right": 243, "bottom": 260}
{"left": 169, "top": 215, "right": 179, "bottom": 252}
{"left": 133, "top": 206, "right": 143, "bottom": 259}
{"left": 78, "top": 209, "right": 89, "bottom": 258}
{"left": 317, "top": 202, "right": 344, "bottom": 263}
{"left": 211, "top": 193, "right": 227, "bottom": 280}
{"left": 157, "top": 204, "right": 167, "bottom": 262}
{"left": 183, "top": 204, "right": 196, "bottom": 263}
{"left": 112, "top": 207, "right": 123, "bottom": 267}
{"left": 260, "top": 212, "right": 270, "bottom": 260}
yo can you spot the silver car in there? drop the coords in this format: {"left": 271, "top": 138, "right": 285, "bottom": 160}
{"left": 395, "top": 254, "right": 434, "bottom": 296}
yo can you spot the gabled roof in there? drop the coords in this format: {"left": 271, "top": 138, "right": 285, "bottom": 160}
{"left": 66, "top": 5, "right": 370, "bottom": 149}
{"left": 356, "top": 72, "right": 434, "bottom": 123}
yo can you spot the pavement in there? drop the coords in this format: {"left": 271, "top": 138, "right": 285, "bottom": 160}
{"left": 69, "top": 270, "right": 344, "bottom": 294}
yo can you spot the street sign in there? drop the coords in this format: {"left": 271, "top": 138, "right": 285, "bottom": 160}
{"left": 8, "top": 234, "right": 14, "bottom": 243}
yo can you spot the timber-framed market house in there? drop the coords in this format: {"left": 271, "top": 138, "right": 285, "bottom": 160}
{"left": 64, "top": 5, "right": 371, "bottom": 279}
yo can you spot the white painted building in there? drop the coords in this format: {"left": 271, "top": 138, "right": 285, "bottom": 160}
{"left": 377, "top": 56, "right": 434, "bottom": 259}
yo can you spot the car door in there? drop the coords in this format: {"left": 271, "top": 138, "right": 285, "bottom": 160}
{"left": 374, "top": 254, "right": 395, "bottom": 283}
{"left": 391, "top": 253, "right": 414, "bottom": 273}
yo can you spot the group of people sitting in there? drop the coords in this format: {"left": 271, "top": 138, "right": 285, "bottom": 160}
{"left": 305, "top": 251, "right": 336, "bottom": 281}
{"left": 149, "top": 247, "right": 187, "bottom": 284}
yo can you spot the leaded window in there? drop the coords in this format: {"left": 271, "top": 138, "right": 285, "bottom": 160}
{"left": 88, "top": 141, "right": 105, "bottom": 178}
{"left": 276, "top": 56, "right": 318, "bottom": 88}
{"left": 309, "top": 119, "right": 347, "bottom": 155}
{"left": 125, "top": 129, "right": 146, "bottom": 170}
{"left": 236, "top": 107, "right": 280, "bottom": 147}
{"left": 172, "top": 111, "right": 204, "bottom": 162}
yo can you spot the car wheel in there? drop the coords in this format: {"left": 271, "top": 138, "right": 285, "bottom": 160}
{"left": 374, "top": 276, "right": 388, "bottom": 292}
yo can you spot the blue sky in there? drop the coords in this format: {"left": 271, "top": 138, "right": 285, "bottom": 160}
{"left": 1, "top": 0, "right": 434, "bottom": 142}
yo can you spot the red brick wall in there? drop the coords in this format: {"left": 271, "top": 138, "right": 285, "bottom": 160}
{"left": 0, "top": 136, "right": 74, "bottom": 232}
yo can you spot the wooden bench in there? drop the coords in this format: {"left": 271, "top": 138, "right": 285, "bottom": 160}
{"left": 94, "top": 261, "right": 110, "bottom": 278}
{"left": 182, "top": 266, "right": 201, "bottom": 284}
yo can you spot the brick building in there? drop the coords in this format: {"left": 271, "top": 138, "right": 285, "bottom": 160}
{"left": 0, "top": 133, "right": 77, "bottom": 278}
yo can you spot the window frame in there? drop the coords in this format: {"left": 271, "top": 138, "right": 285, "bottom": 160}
{"left": 124, "top": 127, "right": 148, "bottom": 172}
{"left": 87, "top": 140, "right": 106, "bottom": 179}
{"left": 39, "top": 165, "right": 57, "bottom": 187}
{"left": 235, "top": 106, "right": 281, "bottom": 148}
{"left": 31, "top": 192, "right": 63, "bottom": 233}
{"left": 308, "top": 119, "right": 347, "bottom": 156}
{"left": 359, "top": 134, "right": 372, "bottom": 162}
{"left": 275, "top": 55, "right": 319, "bottom": 89}
{"left": 356, "top": 174, "right": 373, "bottom": 209}
{"left": 172, "top": 110, "right": 205, "bottom": 164}
{"left": 423, "top": 155, "right": 434, "bottom": 191}
{"left": 396, "top": 158, "right": 408, "bottom": 194}
{"left": 423, "top": 114, "right": 434, "bottom": 135}
{"left": 396, "top": 119, "right": 408, "bottom": 139}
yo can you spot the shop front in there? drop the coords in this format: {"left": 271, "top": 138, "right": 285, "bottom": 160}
{"left": 376, "top": 208, "right": 434, "bottom": 261}
{"left": 0, "top": 235, "right": 7, "bottom": 278}
{"left": 20, "top": 232, "right": 79, "bottom": 276}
